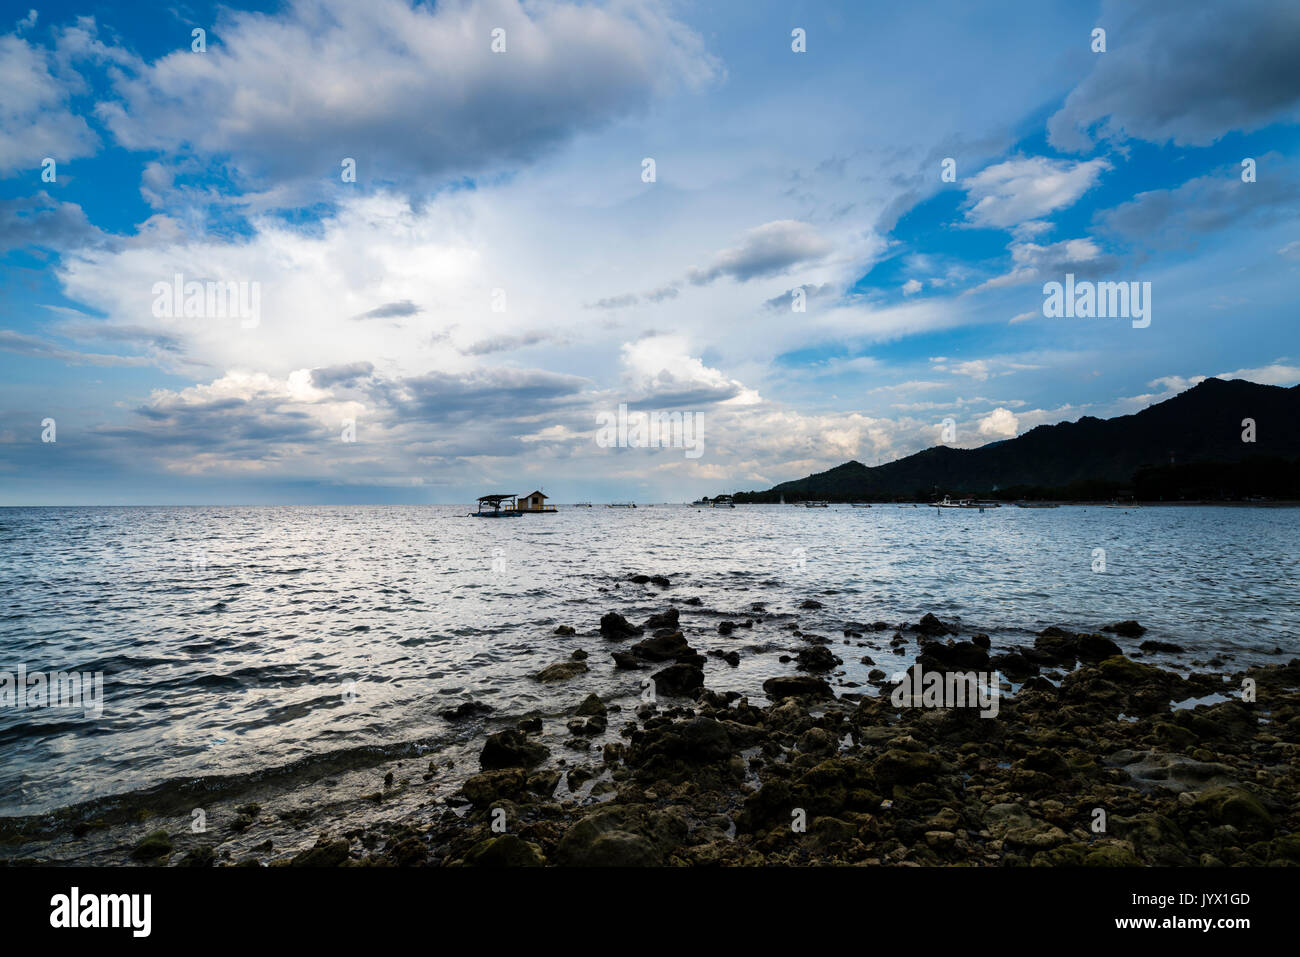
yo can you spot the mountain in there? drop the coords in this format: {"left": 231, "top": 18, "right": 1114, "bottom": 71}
{"left": 733, "top": 378, "right": 1300, "bottom": 502}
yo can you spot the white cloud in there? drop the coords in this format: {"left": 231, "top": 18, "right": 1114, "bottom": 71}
{"left": 1217, "top": 363, "right": 1300, "bottom": 387}
{"left": 0, "top": 33, "right": 99, "bottom": 174}
{"left": 949, "top": 360, "right": 991, "bottom": 381}
{"left": 963, "top": 156, "right": 1110, "bottom": 230}
{"left": 973, "top": 236, "right": 1111, "bottom": 291}
{"left": 977, "top": 407, "right": 1019, "bottom": 438}
{"left": 901, "top": 278, "right": 922, "bottom": 296}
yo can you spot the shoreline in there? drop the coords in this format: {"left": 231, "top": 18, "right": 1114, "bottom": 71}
{"left": 3, "top": 605, "right": 1297, "bottom": 867}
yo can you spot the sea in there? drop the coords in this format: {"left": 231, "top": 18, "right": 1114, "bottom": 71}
{"left": 1, "top": 503, "right": 1296, "bottom": 821}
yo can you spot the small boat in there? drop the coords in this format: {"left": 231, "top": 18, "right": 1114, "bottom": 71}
{"left": 471, "top": 494, "right": 524, "bottom": 518}
{"left": 929, "top": 496, "right": 992, "bottom": 509}
{"left": 850, "top": 503, "right": 872, "bottom": 508}
{"left": 803, "top": 500, "right": 829, "bottom": 508}
{"left": 1016, "top": 502, "right": 1060, "bottom": 509}
{"left": 691, "top": 497, "right": 710, "bottom": 507}
{"left": 712, "top": 495, "right": 736, "bottom": 508}
{"left": 607, "top": 502, "right": 637, "bottom": 508}
{"left": 573, "top": 502, "right": 593, "bottom": 508}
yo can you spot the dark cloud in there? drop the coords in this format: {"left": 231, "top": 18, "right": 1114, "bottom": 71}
{"left": 370, "top": 367, "right": 589, "bottom": 421}
{"left": 0, "top": 192, "right": 104, "bottom": 252}
{"left": 687, "top": 220, "right": 832, "bottom": 285}
{"left": 1049, "top": 0, "right": 1300, "bottom": 151}
{"left": 352, "top": 300, "right": 420, "bottom": 321}
{"left": 311, "top": 361, "right": 375, "bottom": 387}
{"left": 1097, "top": 158, "right": 1300, "bottom": 246}
{"left": 462, "top": 332, "right": 562, "bottom": 355}
{"left": 586, "top": 294, "right": 640, "bottom": 310}
{"left": 95, "top": 0, "right": 716, "bottom": 193}
{"left": 643, "top": 285, "right": 680, "bottom": 304}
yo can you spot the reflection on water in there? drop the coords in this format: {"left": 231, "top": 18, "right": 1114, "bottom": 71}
{"left": 0, "top": 504, "right": 1296, "bottom": 814}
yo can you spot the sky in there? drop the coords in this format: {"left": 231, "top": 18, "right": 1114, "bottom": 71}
{"left": 1, "top": 0, "right": 1298, "bottom": 505}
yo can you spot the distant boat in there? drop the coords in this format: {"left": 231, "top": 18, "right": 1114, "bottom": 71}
{"left": 1016, "top": 502, "right": 1059, "bottom": 508}
{"left": 929, "top": 496, "right": 994, "bottom": 509}
{"left": 471, "top": 494, "right": 524, "bottom": 518}
{"left": 607, "top": 502, "right": 637, "bottom": 508}
{"left": 804, "top": 500, "right": 829, "bottom": 508}
{"left": 573, "top": 502, "right": 593, "bottom": 508}
{"left": 691, "top": 497, "right": 709, "bottom": 506}
{"left": 850, "top": 503, "right": 872, "bottom": 508}
{"left": 712, "top": 495, "right": 736, "bottom": 508}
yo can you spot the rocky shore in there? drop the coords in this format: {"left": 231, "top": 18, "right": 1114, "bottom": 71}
{"left": 6, "top": 600, "right": 1299, "bottom": 868}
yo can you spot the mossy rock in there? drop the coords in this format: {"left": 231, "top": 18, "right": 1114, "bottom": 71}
{"left": 1031, "top": 842, "right": 1087, "bottom": 866}
{"left": 290, "top": 837, "right": 350, "bottom": 867}
{"left": 1192, "top": 786, "right": 1274, "bottom": 836}
{"left": 461, "top": 768, "right": 527, "bottom": 805}
{"left": 1098, "top": 655, "right": 1166, "bottom": 685}
{"left": 130, "top": 829, "right": 173, "bottom": 862}
{"left": 1083, "top": 844, "right": 1142, "bottom": 866}
{"left": 462, "top": 834, "right": 545, "bottom": 867}
{"left": 533, "top": 661, "right": 589, "bottom": 682}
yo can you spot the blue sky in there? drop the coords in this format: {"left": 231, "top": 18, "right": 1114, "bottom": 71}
{"left": 1, "top": 0, "right": 1298, "bottom": 504}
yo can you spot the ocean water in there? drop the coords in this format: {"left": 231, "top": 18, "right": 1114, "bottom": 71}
{"left": 1, "top": 503, "right": 1297, "bottom": 818}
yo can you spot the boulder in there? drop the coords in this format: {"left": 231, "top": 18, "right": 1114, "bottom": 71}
{"left": 645, "top": 608, "right": 680, "bottom": 630}
{"left": 554, "top": 804, "right": 687, "bottom": 866}
{"left": 130, "top": 830, "right": 173, "bottom": 862}
{"left": 1077, "top": 633, "right": 1123, "bottom": 661}
{"left": 480, "top": 729, "right": 550, "bottom": 770}
{"left": 651, "top": 662, "right": 705, "bottom": 696}
{"left": 532, "top": 661, "right": 589, "bottom": 682}
{"left": 440, "top": 701, "right": 494, "bottom": 722}
{"left": 600, "top": 612, "right": 643, "bottom": 639}
{"left": 630, "top": 631, "right": 693, "bottom": 662}
{"left": 796, "top": 645, "right": 843, "bottom": 672}
{"left": 461, "top": 768, "right": 527, "bottom": 805}
{"left": 913, "top": 612, "right": 955, "bottom": 636}
{"left": 290, "top": 836, "right": 350, "bottom": 867}
{"left": 763, "top": 675, "right": 833, "bottom": 700}
{"left": 463, "top": 834, "right": 545, "bottom": 867}
{"left": 918, "top": 640, "right": 990, "bottom": 672}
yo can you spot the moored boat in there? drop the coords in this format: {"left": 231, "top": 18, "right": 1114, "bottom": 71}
{"left": 471, "top": 494, "right": 525, "bottom": 517}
